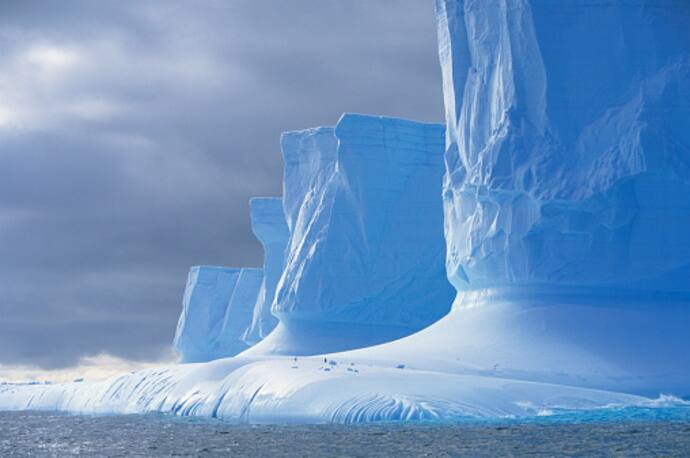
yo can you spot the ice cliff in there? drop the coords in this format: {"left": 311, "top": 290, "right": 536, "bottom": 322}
{"left": 247, "top": 114, "right": 454, "bottom": 355}
{"left": 437, "top": 0, "right": 690, "bottom": 291}
{"left": 434, "top": 0, "right": 690, "bottom": 393}
{"left": 173, "top": 267, "right": 262, "bottom": 362}
{"left": 2, "top": 0, "right": 689, "bottom": 423}
{"left": 174, "top": 115, "right": 454, "bottom": 360}
{"left": 242, "top": 197, "right": 289, "bottom": 345}
{"left": 174, "top": 198, "right": 289, "bottom": 362}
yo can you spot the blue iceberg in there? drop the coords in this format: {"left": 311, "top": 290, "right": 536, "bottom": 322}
{"left": 174, "top": 197, "right": 289, "bottom": 362}
{"left": 173, "top": 266, "right": 262, "bottom": 363}
{"left": 437, "top": 0, "right": 690, "bottom": 291}
{"left": 434, "top": 0, "right": 690, "bottom": 394}
{"left": 2, "top": 0, "right": 689, "bottom": 423}
{"left": 247, "top": 114, "right": 454, "bottom": 355}
{"left": 242, "top": 197, "right": 290, "bottom": 345}
{"left": 218, "top": 268, "right": 263, "bottom": 351}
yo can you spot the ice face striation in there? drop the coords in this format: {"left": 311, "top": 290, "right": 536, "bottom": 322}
{"left": 246, "top": 114, "right": 455, "bottom": 356}
{"left": 242, "top": 197, "right": 290, "bottom": 345}
{"left": 433, "top": 0, "right": 690, "bottom": 392}
{"left": 217, "top": 268, "right": 263, "bottom": 351}
{"left": 281, "top": 126, "right": 339, "bottom": 234}
{"left": 437, "top": 0, "right": 690, "bottom": 291}
{"left": 173, "top": 266, "right": 262, "bottom": 363}
{"left": 173, "top": 197, "right": 287, "bottom": 362}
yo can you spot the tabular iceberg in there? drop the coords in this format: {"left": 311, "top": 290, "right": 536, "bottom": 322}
{"left": 437, "top": 0, "right": 690, "bottom": 290}
{"left": 173, "top": 266, "right": 262, "bottom": 363}
{"left": 432, "top": 0, "right": 690, "bottom": 394}
{"left": 2, "top": 0, "right": 689, "bottom": 423}
{"left": 174, "top": 197, "right": 290, "bottom": 362}
{"left": 242, "top": 197, "right": 290, "bottom": 345}
{"left": 217, "top": 268, "right": 263, "bottom": 351}
{"left": 247, "top": 113, "right": 454, "bottom": 356}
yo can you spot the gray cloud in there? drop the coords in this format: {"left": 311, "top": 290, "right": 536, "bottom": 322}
{"left": 0, "top": 0, "right": 442, "bottom": 369}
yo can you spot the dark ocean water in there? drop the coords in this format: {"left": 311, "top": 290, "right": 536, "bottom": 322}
{"left": 1, "top": 410, "right": 690, "bottom": 457}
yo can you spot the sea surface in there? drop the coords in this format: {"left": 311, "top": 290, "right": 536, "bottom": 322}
{"left": 1, "top": 408, "right": 690, "bottom": 457}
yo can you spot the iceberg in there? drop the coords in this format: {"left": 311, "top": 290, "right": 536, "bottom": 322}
{"left": 437, "top": 0, "right": 690, "bottom": 290}
{"left": 217, "top": 268, "right": 263, "bottom": 351}
{"left": 0, "top": 357, "right": 649, "bottom": 423}
{"left": 433, "top": 0, "right": 690, "bottom": 394}
{"left": 173, "top": 266, "right": 262, "bottom": 363}
{"left": 247, "top": 114, "right": 455, "bottom": 356}
{"left": 242, "top": 197, "right": 289, "bottom": 345}
{"left": 174, "top": 197, "right": 290, "bottom": 362}
{"left": 2, "top": 0, "right": 689, "bottom": 423}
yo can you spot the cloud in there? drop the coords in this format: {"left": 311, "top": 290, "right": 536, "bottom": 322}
{"left": 0, "top": 0, "right": 442, "bottom": 372}
{"left": 0, "top": 353, "right": 177, "bottom": 383}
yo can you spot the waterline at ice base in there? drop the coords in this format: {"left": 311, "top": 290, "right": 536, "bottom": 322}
{"left": 1, "top": 0, "right": 689, "bottom": 423}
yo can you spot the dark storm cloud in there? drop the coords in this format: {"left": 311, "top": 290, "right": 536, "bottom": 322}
{"left": 0, "top": 0, "right": 443, "bottom": 369}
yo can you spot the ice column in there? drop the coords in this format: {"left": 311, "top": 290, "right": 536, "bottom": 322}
{"left": 173, "top": 266, "right": 247, "bottom": 362}
{"left": 433, "top": 0, "right": 690, "bottom": 393}
{"left": 242, "top": 197, "right": 290, "bottom": 344}
{"left": 248, "top": 114, "right": 455, "bottom": 355}
{"left": 216, "top": 268, "right": 263, "bottom": 353}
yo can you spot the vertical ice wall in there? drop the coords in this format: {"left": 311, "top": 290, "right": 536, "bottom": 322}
{"left": 432, "top": 0, "right": 690, "bottom": 392}
{"left": 281, "top": 126, "right": 339, "bottom": 234}
{"left": 174, "top": 266, "right": 261, "bottom": 363}
{"left": 173, "top": 198, "right": 288, "bottom": 361}
{"left": 248, "top": 114, "right": 455, "bottom": 355}
{"left": 216, "top": 268, "right": 263, "bottom": 353}
{"left": 242, "top": 197, "right": 290, "bottom": 344}
{"left": 436, "top": 0, "right": 690, "bottom": 292}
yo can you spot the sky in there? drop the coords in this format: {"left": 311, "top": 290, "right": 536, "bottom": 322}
{"left": 0, "top": 0, "right": 443, "bottom": 380}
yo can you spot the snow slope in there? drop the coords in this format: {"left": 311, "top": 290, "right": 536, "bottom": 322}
{"left": 0, "top": 354, "right": 653, "bottom": 424}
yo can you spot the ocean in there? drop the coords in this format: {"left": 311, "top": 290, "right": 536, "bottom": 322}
{"left": 1, "top": 407, "right": 690, "bottom": 457}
